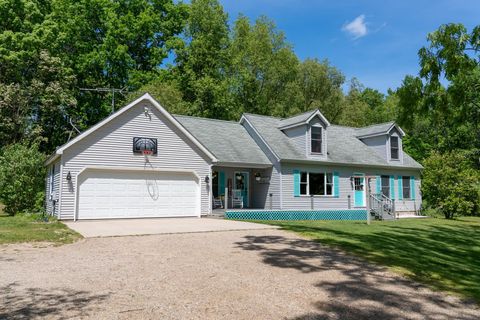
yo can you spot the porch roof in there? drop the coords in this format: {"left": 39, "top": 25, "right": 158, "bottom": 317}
{"left": 175, "top": 115, "right": 272, "bottom": 166}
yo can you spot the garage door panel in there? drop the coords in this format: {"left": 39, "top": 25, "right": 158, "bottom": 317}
{"left": 78, "top": 170, "right": 200, "bottom": 219}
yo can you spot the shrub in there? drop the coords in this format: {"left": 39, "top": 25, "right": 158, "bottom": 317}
{"left": 0, "top": 143, "right": 46, "bottom": 215}
{"left": 422, "top": 151, "right": 480, "bottom": 219}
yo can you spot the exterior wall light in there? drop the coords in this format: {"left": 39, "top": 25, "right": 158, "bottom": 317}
{"left": 66, "top": 171, "right": 72, "bottom": 181}
{"left": 205, "top": 175, "right": 210, "bottom": 184}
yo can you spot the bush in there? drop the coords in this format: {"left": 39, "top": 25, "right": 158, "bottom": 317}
{"left": 422, "top": 151, "right": 480, "bottom": 219}
{"left": 0, "top": 143, "right": 46, "bottom": 215}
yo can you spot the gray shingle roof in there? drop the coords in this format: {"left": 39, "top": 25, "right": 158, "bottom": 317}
{"left": 277, "top": 110, "right": 317, "bottom": 128}
{"left": 355, "top": 121, "right": 396, "bottom": 137}
{"left": 243, "top": 114, "right": 422, "bottom": 169}
{"left": 174, "top": 115, "right": 271, "bottom": 166}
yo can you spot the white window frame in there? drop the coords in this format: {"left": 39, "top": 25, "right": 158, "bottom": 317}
{"left": 390, "top": 136, "right": 400, "bottom": 160}
{"left": 402, "top": 176, "right": 411, "bottom": 199}
{"left": 310, "top": 126, "right": 323, "bottom": 154}
{"left": 299, "top": 171, "right": 334, "bottom": 196}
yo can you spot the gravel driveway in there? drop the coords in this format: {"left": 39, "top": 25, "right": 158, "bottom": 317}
{"left": 1, "top": 229, "right": 479, "bottom": 319}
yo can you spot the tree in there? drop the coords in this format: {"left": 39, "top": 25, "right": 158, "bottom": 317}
{"left": 46, "top": 0, "right": 188, "bottom": 133}
{"left": 290, "top": 58, "right": 345, "bottom": 121}
{"left": 173, "top": 0, "right": 233, "bottom": 119}
{"left": 422, "top": 151, "right": 479, "bottom": 219}
{"left": 228, "top": 15, "right": 299, "bottom": 117}
{"left": 397, "top": 24, "right": 480, "bottom": 154}
{"left": 128, "top": 79, "right": 190, "bottom": 115}
{"left": 0, "top": 143, "right": 46, "bottom": 215}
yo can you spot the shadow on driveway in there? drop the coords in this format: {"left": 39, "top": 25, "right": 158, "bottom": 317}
{"left": 235, "top": 234, "right": 480, "bottom": 320}
{"left": 0, "top": 283, "right": 110, "bottom": 319}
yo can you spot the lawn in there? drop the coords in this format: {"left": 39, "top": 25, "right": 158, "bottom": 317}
{"left": 260, "top": 217, "right": 480, "bottom": 302}
{"left": 0, "top": 214, "right": 81, "bottom": 245}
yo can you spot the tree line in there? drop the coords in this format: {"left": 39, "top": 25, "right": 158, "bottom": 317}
{"left": 0, "top": 0, "right": 478, "bottom": 217}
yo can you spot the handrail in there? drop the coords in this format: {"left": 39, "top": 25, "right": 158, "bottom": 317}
{"left": 369, "top": 193, "right": 395, "bottom": 220}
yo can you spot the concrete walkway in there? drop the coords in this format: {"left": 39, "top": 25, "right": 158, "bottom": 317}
{"left": 64, "top": 217, "right": 277, "bottom": 238}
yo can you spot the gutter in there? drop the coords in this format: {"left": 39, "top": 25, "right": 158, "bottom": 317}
{"left": 280, "top": 158, "right": 423, "bottom": 171}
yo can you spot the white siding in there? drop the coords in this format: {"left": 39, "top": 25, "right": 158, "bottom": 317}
{"left": 242, "top": 121, "right": 281, "bottom": 209}
{"left": 307, "top": 117, "right": 328, "bottom": 160}
{"left": 361, "top": 129, "right": 404, "bottom": 165}
{"left": 281, "top": 163, "right": 422, "bottom": 213}
{"left": 45, "top": 160, "right": 60, "bottom": 216}
{"left": 283, "top": 125, "right": 306, "bottom": 154}
{"left": 59, "top": 100, "right": 212, "bottom": 220}
{"left": 361, "top": 135, "right": 388, "bottom": 160}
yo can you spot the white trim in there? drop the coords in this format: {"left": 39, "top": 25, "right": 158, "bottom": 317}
{"left": 58, "top": 158, "right": 63, "bottom": 219}
{"left": 215, "top": 161, "right": 272, "bottom": 169}
{"left": 356, "top": 123, "right": 406, "bottom": 139}
{"left": 278, "top": 109, "right": 331, "bottom": 130}
{"left": 240, "top": 115, "right": 281, "bottom": 162}
{"left": 352, "top": 172, "right": 366, "bottom": 207}
{"left": 306, "top": 110, "right": 331, "bottom": 127}
{"left": 50, "top": 93, "right": 217, "bottom": 165}
{"left": 208, "top": 164, "right": 213, "bottom": 215}
{"left": 73, "top": 165, "right": 201, "bottom": 221}
{"left": 279, "top": 163, "right": 283, "bottom": 209}
{"left": 298, "top": 171, "right": 334, "bottom": 196}
{"left": 234, "top": 171, "right": 249, "bottom": 207}
{"left": 280, "top": 158, "right": 423, "bottom": 170}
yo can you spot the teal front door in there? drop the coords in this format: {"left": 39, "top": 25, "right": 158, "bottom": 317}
{"left": 353, "top": 176, "right": 365, "bottom": 207}
{"left": 234, "top": 172, "right": 249, "bottom": 207}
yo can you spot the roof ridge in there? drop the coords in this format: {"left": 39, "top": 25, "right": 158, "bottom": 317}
{"left": 330, "top": 124, "right": 357, "bottom": 129}
{"left": 355, "top": 121, "right": 395, "bottom": 130}
{"left": 243, "top": 113, "right": 281, "bottom": 120}
{"left": 174, "top": 114, "right": 240, "bottom": 124}
{"left": 279, "top": 109, "right": 318, "bottom": 121}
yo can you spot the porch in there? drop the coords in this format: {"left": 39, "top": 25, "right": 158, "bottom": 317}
{"left": 211, "top": 165, "right": 272, "bottom": 211}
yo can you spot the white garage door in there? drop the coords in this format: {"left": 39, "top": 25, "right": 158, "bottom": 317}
{"left": 78, "top": 170, "right": 199, "bottom": 219}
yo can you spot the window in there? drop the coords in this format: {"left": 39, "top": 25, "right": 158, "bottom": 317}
{"left": 311, "top": 126, "right": 322, "bottom": 153}
{"left": 299, "top": 172, "right": 333, "bottom": 196}
{"left": 300, "top": 172, "right": 308, "bottom": 195}
{"left": 310, "top": 173, "right": 325, "bottom": 195}
{"left": 354, "top": 177, "right": 364, "bottom": 191}
{"left": 402, "top": 176, "right": 411, "bottom": 199}
{"left": 381, "top": 175, "right": 390, "bottom": 197}
{"left": 390, "top": 136, "right": 399, "bottom": 160}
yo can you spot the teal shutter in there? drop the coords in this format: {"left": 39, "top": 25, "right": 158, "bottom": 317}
{"left": 219, "top": 171, "right": 225, "bottom": 196}
{"left": 293, "top": 170, "right": 300, "bottom": 197}
{"left": 333, "top": 171, "right": 339, "bottom": 198}
{"left": 397, "top": 175, "right": 403, "bottom": 200}
{"left": 390, "top": 175, "right": 395, "bottom": 199}
{"left": 376, "top": 175, "right": 381, "bottom": 194}
{"left": 410, "top": 176, "right": 415, "bottom": 200}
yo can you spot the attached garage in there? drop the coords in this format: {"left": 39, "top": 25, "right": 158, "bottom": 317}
{"left": 76, "top": 168, "right": 200, "bottom": 220}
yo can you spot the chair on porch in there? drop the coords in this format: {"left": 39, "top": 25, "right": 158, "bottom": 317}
{"left": 232, "top": 189, "right": 243, "bottom": 209}
{"left": 212, "top": 195, "right": 224, "bottom": 209}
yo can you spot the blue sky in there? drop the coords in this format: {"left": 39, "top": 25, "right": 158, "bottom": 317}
{"left": 220, "top": 0, "right": 480, "bottom": 93}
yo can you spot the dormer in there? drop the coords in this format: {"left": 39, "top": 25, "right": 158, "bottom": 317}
{"left": 278, "top": 110, "right": 330, "bottom": 160}
{"left": 355, "top": 122, "right": 405, "bottom": 164}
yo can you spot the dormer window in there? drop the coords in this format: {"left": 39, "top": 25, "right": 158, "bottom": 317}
{"left": 390, "top": 136, "right": 399, "bottom": 160}
{"left": 311, "top": 126, "right": 322, "bottom": 153}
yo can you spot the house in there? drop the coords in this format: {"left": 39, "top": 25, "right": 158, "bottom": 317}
{"left": 45, "top": 93, "right": 422, "bottom": 220}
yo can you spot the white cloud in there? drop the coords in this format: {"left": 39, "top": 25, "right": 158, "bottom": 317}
{"left": 342, "top": 15, "right": 368, "bottom": 39}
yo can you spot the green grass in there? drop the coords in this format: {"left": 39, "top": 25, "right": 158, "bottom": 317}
{"left": 258, "top": 217, "right": 480, "bottom": 302}
{"left": 0, "top": 214, "right": 82, "bottom": 245}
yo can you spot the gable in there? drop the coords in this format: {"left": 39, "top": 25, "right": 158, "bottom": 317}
{"left": 62, "top": 100, "right": 214, "bottom": 166}
{"left": 46, "top": 94, "right": 216, "bottom": 165}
